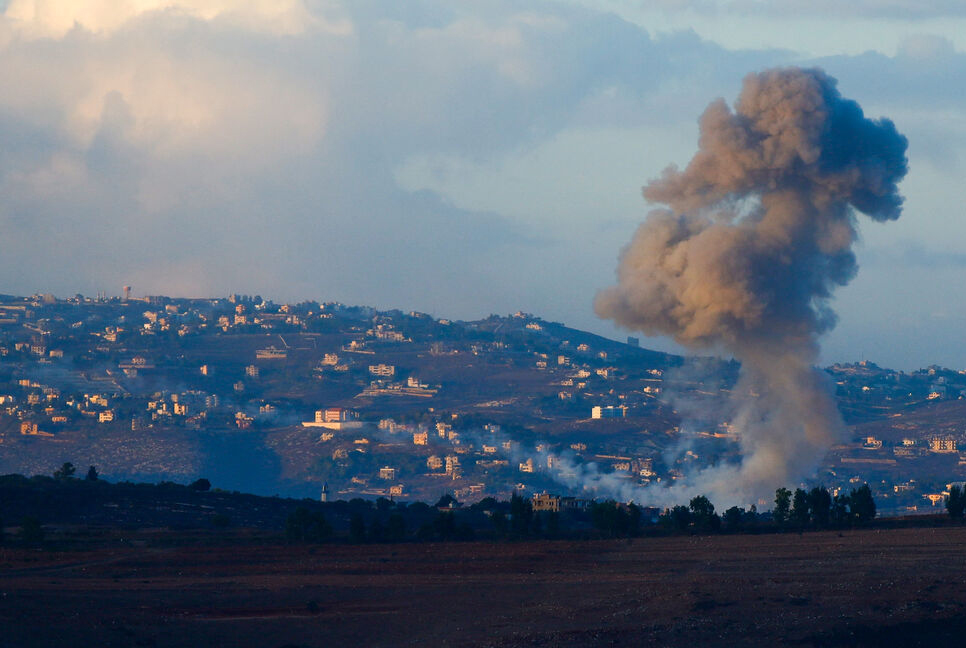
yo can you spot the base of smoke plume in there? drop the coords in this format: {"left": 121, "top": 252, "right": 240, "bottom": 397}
{"left": 362, "top": 376, "right": 835, "bottom": 510}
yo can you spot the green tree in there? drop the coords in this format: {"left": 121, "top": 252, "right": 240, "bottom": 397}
{"left": 375, "top": 497, "right": 393, "bottom": 512}
{"left": 349, "top": 513, "right": 367, "bottom": 543}
{"left": 850, "top": 484, "right": 876, "bottom": 524}
{"left": 808, "top": 486, "right": 832, "bottom": 527}
{"left": 285, "top": 506, "right": 331, "bottom": 543}
{"left": 432, "top": 511, "right": 456, "bottom": 541}
{"left": 831, "top": 493, "right": 850, "bottom": 526}
{"left": 369, "top": 518, "right": 385, "bottom": 542}
{"left": 627, "top": 503, "right": 642, "bottom": 536}
{"left": 532, "top": 512, "right": 543, "bottom": 536}
{"left": 774, "top": 487, "right": 791, "bottom": 526}
{"left": 472, "top": 497, "right": 499, "bottom": 512}
{"left": 545, "top": 511, "right": 560, "bottom": 538}
{"left": 791, "top": 488, "right": 810, "bottom": 527}
{"left": 689, "top": 495, "right": 720, "bottom": 532}
{"left": 491, "top": 509, "right": 508, "bottom": 536}
{"left": 743, "top": 504, "right": 759, "bottom": 531}
{"left": 591, "top": 501, "right": 634, "bottom": 537}
{"left": 53, "top": 462, "right": 75, "bottom": 480}
{"left": 85, "top": 465, "right": 99, "bottom": 481}
{"left": 189, "top": 478, "right": 211, "bottom": 491}
{"left": 946, "top": 485, "right": 965, "bottom": 519}
{"left": 509, "top": 493, "right": 532, "bottom": 536}
{"left": 386, "top": 513, "right": 407, "bottom": 541}
{"left": 435, "top": 493, "right": 458, "bottom": 509}
{"left": 660, "top": 505, "right": 692, "bottom": 532}
{"left": 724, "top": 506, "right": 745, "bottom": 531}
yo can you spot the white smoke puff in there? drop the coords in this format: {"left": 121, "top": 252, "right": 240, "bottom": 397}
{"left": 595, "top": 67, "right": 908, "bottom": 507}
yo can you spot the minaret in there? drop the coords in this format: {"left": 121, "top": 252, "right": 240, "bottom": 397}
{"left": 320, "top": 482, "right": 328, "bottom": 503}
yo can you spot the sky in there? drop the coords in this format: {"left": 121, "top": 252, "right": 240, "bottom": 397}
{"left": 1, "top": 0, "right": 965, "bottom": 370}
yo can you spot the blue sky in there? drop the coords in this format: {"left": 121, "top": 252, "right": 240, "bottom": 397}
{"left": 1, "top": 0, "right": 965, "bottom": 369}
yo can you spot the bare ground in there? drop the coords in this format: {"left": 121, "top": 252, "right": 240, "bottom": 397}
{"left": 3, "top": 526, "right": 966, "bottom": 647}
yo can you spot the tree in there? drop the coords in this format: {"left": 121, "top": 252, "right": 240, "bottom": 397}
{"left": 545, "top": 511, "right": 560, "bottom": 538}
{"left": 509, "top": 493, "right": 532, "bottom": 536}
{"left": 431, "top": 511, "right": 456, "bottom": 541}
{"left": 435, "top": 493, "right": 458, "bottom": 509}
{"left": 591, "top": 501, "right": 634, "bottom": 537}
{"left": 471, "top": 497, "right": 499, "bottom": 512}
{"left": 724, "top": 506, "right": 745, "bottom": 531}
{"left": 808, "top": 486, "right": 832, "bottom": 527}
{"left": 85, "top": 465, "right": 99, "bottom": 481}
{"left": 53, "top": 462, "right": 75, "bottom": 480}
{"left": 627, "top": 503, "right": 642, "bottom": 536}
{"left": 791, "top": 488, "right": 810, "bottom": 527}
{"left": 831, "top": 493, "right": 850, "bottom": 526}
{"left": 285, "top": 506, "right": 331, "bottom": 543}
{"left": 946, "top": 485, "right": 965, "bottom": 519}
{"left": 660, "top": 505, "right": 692, "bottom": 532}
{"left": 689, "top": 495, "right": 720, "bottom": 532}
{"left": 386, "top": 513, "right": 407, "bottom": 541}
{"left": 368, "top": 518, "right": 385, "bottom": 542}
{"left": 774, "top": 488, "right": 791, "bottom": 526}
{"left": 491, "top": 509, "right": 508, "bottom": 536}
{"left": 189, "top": 478, "right": 211, "bottom": 491}
{"left": 744, "top": 504, "right": 760, "bottom": 531}
{"left": 349, "top": 513, "right": 367, "bottom": 543}
{"left": 850, "top": 484, "right": 876, "bottom": 524}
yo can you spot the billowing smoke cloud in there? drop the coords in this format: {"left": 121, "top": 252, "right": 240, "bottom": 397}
{"left": 595, "top": 67, "right": 908, "bottom": 505}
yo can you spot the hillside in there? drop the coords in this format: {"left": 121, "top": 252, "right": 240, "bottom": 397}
{"left": 0, "top": 294, "right": 964, "bottom": 512}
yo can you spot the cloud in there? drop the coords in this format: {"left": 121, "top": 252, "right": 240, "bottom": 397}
{"left": 0, "top": 0, "right": 957, "bottom": 373}
{"left": 3, "top": 0, "right": 349, "bottom": 38}
{"left": 636, "top": 0, "right": 966, "bottom": 20}
{"left": 0, "top": 1, "right": 699, "bottom": 308}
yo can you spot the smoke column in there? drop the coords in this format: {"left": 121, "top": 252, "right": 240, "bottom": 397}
{"left": 595, "top": 67, "right": 908, "bottom": 505}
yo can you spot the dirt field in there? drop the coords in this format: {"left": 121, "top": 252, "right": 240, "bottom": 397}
{"left": 3, "top": 527, "right": 966, "bottom": 647}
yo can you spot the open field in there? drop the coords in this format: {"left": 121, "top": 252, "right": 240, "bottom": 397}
{"left": 3, "top": 526, "right": 966, "bottom": 647}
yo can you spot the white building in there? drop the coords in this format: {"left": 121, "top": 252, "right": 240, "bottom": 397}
{"left": 302, "top": 407, "right": 364, "bottom": 430}
{"left": 591, "top": 405, "right": 627, "bottom": 419}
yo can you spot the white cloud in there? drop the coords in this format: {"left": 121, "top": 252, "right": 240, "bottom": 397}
{"left": 0, "top": 10, "right": 330, "bottom": 162}
{"left": 635, "top": 0, "right": 966, "bottom": 20}
{"left": 3, "top": 0, "right": 349, "bottom": 38}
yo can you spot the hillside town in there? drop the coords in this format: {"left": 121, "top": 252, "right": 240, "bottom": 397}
{"left": 2, "top": 291, "right": 966, "bottom": 514}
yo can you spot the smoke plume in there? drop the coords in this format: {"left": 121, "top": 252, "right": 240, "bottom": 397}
{"left": 595, "top": 67, "right": 908, "bottom": 505}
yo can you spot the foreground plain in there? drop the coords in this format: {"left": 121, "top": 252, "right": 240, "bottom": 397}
{"left": 3, "top": 526, "right": 966, "bottom": 647}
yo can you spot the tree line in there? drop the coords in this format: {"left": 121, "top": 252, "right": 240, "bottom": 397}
{"left": 283, "top": 484, "right": 883, "bottom": 545}
{"left": 0, "top": 463, "right": 912, "bottom": 548}
{"left": 655, "top": 484, "right": 877, "bottom": 535}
